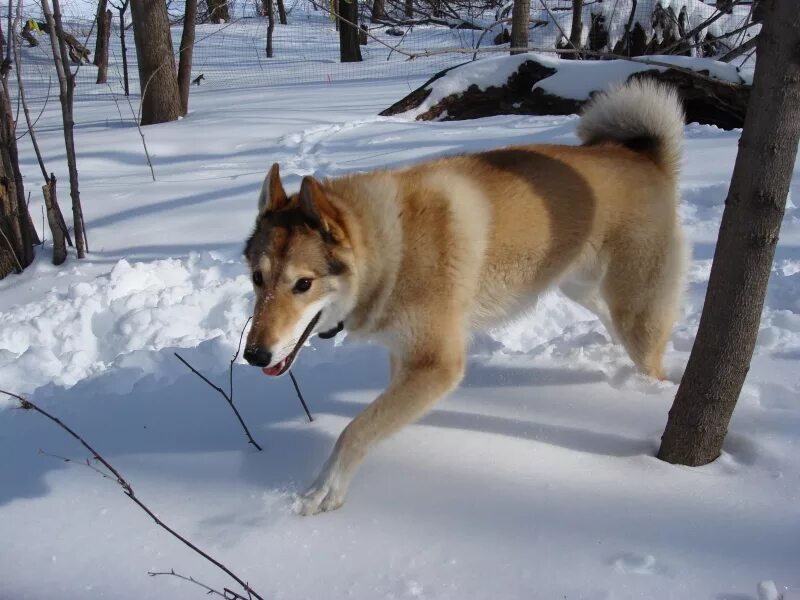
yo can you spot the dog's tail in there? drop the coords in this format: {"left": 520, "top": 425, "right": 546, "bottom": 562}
{"left": 576, "top": 79, "right": 684, "bottom": 177}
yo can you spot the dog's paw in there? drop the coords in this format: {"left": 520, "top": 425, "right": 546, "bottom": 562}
{"left": 292, "top": 480, "right": 346, "bottom": 516}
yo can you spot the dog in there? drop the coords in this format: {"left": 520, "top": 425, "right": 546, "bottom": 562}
{"left": 242, "top": 79, "right": 688, "bottom": 515}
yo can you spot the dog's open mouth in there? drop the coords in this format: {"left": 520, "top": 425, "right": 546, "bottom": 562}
{"left": 262, "top": 311, "right": 321, "bottom": 377}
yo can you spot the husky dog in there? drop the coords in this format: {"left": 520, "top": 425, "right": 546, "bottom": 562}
{"left": 243, "top": 80, "right": 688, "bottom": 515}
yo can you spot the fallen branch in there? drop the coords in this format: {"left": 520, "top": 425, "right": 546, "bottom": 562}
{"left": 149, "top": 569, "right": 250, "bottom": 600}
{"left": 174, "top": 317, "right": 263, "bottom": 451}
{"left": 0, "top": 389, "right": 264, "bottom": 600}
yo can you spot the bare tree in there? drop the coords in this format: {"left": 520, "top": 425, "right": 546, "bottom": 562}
{"left": 339, "top": 0, "right": 363, "bottom": 62}
{"left": 658, "top": 0, "right": 800, "bottom": 465}
{"left": 276, "top": 0, "right": 287, "bottom": 24}
{"left": 264, "top": 0, "right": 274, "bottom": 57}
{"left": 13, "top": 15, "right": 71, "bottom": 265}
{"left": 112, "top": 0, "right": 131, "bottom": 96}
{"left": 42, "top": 0, "right": 88, "bottom": 258}
{"left": 405, "top": 0, "right": 412, "bottom": 18}
{"left": 130, "top": 0, "right": 182, "bottom": 125}
{"left": 177, "top": 0, "right": 197, "bottom": 115}
{"left": 569, "top": 0, "right": 582, "bottom": 53}
{"left": 0, "top": 7, "right": 38, "bottom": 278}
{"left": 94, "top": 0, "right": 109, "bottom": 65}
{"left": 95, "top": 8, "right": 112, "bottom": 83}
{"left": 371, "top": 0, "right": 384, "bottom": 21}
{"left": 510, "top": 0, "right": 530, "bottom": 54}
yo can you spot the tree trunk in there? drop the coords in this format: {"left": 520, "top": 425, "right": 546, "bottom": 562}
{"left": 43, "top": 176, "right": 66, "bottom": 265}
{"left": 339, "top": 0, "right": 362, "bottom": 62}
{"left": 276, "top": 0, "right": 287, "bottom": 24}
{"left": 371, "top": 0, "right": 384, "bottom": 22}
{"left": 569, "top": 0, "right": 583, "bottom": 51}
{"left": 658, "top": 0, "right": 800, "bottom": 466}
{"left": 510, "top": 0, "right": 530, "bottom": 55}
{"left": 177, "top": 0, "right": 197, "bottom": 116}
{"left": 93, "top": 0, "right": 108, "bottom": 65}
{"left": 131, "top": 0, "right": 182, "bottom": 125}
{"left": 0, "top": 96, "right": 35, "bottom": 277}
{"left": 207, "top": 0, "right": 230, "bottom": 23}
{"left": 95, "top": 9, "right": 112, "bottom": 83}
{"left": 119, "top": 3, "right": 130, "bottom": 96}
{"left": 404, "top": 0, "right": 412, "bottom": 19}
{"left": 265, "top": 0, "right": 274, "bottom": 57}
{"left": 44, "top": 0, "right": 88, "bottom": 257}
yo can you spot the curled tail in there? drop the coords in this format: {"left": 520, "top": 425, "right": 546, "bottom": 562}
{"left": 576, "top": 79, "right": 685, "bottom": 177}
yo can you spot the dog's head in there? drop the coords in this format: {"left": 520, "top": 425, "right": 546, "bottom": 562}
{"left": 243, "top": 164, "right": 356, "bottom": 376}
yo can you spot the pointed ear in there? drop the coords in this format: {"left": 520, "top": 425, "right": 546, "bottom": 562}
{"left": 298, "top": 176, "right": 328, "bottom": 227}
{"left": 258, "top": 163, "right": 288, "bottom": 213}
{"left": 298, "top": 176, "right": 347, "bottom": 243}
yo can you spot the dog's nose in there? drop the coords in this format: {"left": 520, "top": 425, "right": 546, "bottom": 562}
{"left": 243, "top": 345, "right": 272, "bottom": 367}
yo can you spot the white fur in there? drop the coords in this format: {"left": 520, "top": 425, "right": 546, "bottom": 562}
{"left": 576, "top": 79, "right": 685, "bottom": 177}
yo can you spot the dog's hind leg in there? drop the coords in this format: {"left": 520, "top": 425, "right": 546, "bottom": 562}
{"left": 602, "top": 229, "right": 687, "bottom": 380}
{"left": 295, "top": 323, "right": 466, "bottom": 516}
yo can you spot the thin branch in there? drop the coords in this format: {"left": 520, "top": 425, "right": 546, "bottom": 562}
{"left": 148, "top": 570, "right": 250, "bottom": 599}
{"left": 230, "top": 317, "right": 252, "bottom": 401}
{"left": 0, "top": 389, "right": 264, "bottom": 600}
{"left": 289, "top": 371, "right": 313, "bottom": 422}
{"left": 174, "top": 340, "right": 263, "bottom": 452}
{"left": 38, "top": 449, "right": 114, "bottom": 480}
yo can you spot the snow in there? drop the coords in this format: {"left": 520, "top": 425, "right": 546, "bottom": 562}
{"left": 401, "top": 52, "right": 749, "bottom": 118}
{"left": 1, "top": 14, "right": 799, "bottom": 600}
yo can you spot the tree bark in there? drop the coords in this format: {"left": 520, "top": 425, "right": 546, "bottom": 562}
{"left": 93, "top": 0, "right": 108, "bottom": 65}
{"left": 569, "top": 0, "right": 583, "bottom": 51}
{"left": 43, "top": 176, "right": 66, "bottom": 265}
{"left": 276, "top": 0, "right": 287, "bottom": 24}
{"left": 371, "top": 0, "right": 384, "bottom": 22}
{"left": 131, "top": 0, "right": 182, "bottom": 125}
{"left": 177, "top": 0, "right": 197, "bottom": 116}
{"left": 658, "top": 0, "right": 800, "bottom": 466}
{"left": 404, "top": 0, "right": 412, "bottom": 19}
{"left": 206, "top": 0, "right": 229, "bottom": 23}
{"left": 510, "top": 0, "right": 530, "bottom": 54}
{"left": 95, "top": 9, "right": 112, "bottom": 83}
{"left": 265, "top": 0, "right": 274, "bottom": 57}
{"left": 119, "top": 2, "right": 130, "bottom": 96}
{"left": 339, "top": 0, "right": 362, "bottom": 62}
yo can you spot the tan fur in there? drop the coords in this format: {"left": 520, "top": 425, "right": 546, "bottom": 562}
{"left": 243, "top": 84, "right": 687, "bottom": 515}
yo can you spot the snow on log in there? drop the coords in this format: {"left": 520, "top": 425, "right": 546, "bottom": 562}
{"left": 380, "top": 53, "right": 751, "bottom": 130}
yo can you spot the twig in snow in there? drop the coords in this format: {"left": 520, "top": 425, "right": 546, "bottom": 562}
{"left": 289, "top": 371, "right": 313, "bottom": 422}
{"left": 0, "top": 389, "right": 264, "bottom": 600}
{"left": 173, "top": 319, "right": 263, "bottom": 452}
{"left": 37, "top": 449, "right": 114, "bottom": 481}
{"left": 149, "top": 569, "right": 252, "bottom": 599}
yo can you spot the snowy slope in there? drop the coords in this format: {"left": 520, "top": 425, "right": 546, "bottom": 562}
{"left": 0, "top": 56, "right": 799, "bottom": 600}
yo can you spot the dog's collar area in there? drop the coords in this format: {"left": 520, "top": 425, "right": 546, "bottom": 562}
{"left": 318, "top": 321, "right": 344, "bottom": 339}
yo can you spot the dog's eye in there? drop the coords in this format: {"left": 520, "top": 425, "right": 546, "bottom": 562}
{"left": 252, "top": 271, "right": 263, "bottom": 287}
{"left": 293, "top": 278, "right": 313, "bottom": 293}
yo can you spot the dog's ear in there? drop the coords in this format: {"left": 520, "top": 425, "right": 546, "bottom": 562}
{"left": 298, "top": 176, "right": 347, "bottom": 244}
{"left": 258, "top": 163, "right": 288, "bottom": 213}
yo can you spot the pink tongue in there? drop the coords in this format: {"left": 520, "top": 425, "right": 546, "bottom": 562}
{"left": 262, "top": 358, "right": 286, "bottom": 377}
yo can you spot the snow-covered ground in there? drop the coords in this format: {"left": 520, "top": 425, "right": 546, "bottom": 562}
{"left": 1, "top": 33, "right": 799, "bottom": 600}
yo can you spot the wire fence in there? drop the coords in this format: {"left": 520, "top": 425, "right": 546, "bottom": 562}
{"left": 7, "top": 0, "right": 758, "bottom": 109}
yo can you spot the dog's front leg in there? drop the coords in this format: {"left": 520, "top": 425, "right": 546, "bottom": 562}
{"left": 294, "top": 345, "right": 465, "bottom": 516}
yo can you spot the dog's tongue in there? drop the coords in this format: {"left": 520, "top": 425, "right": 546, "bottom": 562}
{"left": 262, "top": 358, "right": 288, "bottom": 377}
